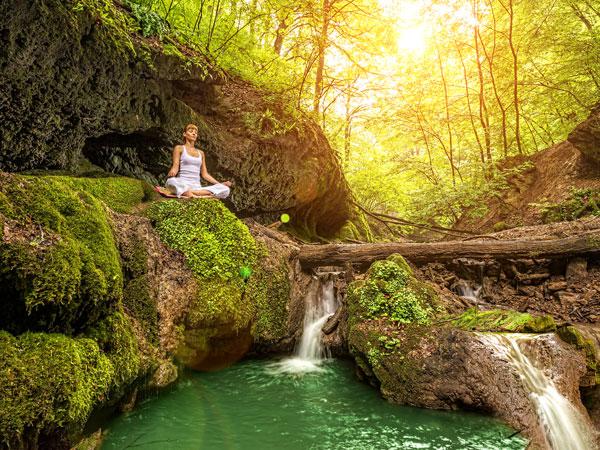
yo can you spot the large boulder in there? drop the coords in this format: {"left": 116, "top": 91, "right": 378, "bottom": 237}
{"left": 349, "top": 324, "right": 593, "bottom": 449}
{"left": 0, "top": 0, "right": 350, "bottom": 237}
{"left": 345, "top": 254, "right": 597, "bottom": 449}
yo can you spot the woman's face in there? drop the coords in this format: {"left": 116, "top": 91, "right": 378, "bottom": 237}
{"left": 184, "top": 127, "right": 198, "bottom": 143}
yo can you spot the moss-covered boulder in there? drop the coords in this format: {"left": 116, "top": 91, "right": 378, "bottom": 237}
{"left": 557, "top": 324, "right": 600, "bottom": 386}
{"left": 347, "top": 254, "right": 442, "bottom": 328}
{"left": 148, "top": 199, "right": 291, "bottom": 369}
{"left": 345, "top": 254, "right": 596, "bottom": 448}
{"left": 0, "top": 173, "right": 152, "bottom": 334}
{"left": 0, "top": 173, "right": 159, "bottom": 447}
{"left": 0, "top": 311, "right": 142, "bottom": 448}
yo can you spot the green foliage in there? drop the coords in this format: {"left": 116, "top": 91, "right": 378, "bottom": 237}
{"left": 70, "top": 0, "right": 137, "bottom": 56}
{"left": 123, "top": 0, "right": 169, "bottom": 38}
{"left": 348, "top": 254, "right": 439, "bottom": 326}
{"left": 0, "top": 331, "right": 114, "bottom": 446}
{"left": 452, "top": 308, "right": 556, "bottom": 333}
{"left": 367, "top": 345, "right": 383, "bottom": 368}
{"left": 533, "top": 188, "right": 600, "bottom": 223}
{"left": 378, "top": 334, "right": 402, "bottom": 351}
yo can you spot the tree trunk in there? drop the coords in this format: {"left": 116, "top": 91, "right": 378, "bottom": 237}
{"left": 313, "top": 0, "right": 331, "bottom": 114}
{"left": 472, "top": 1, "right": 492, "bottom": 164}
{"left": 298, "top": 230, "right": 600, "bottom": 269}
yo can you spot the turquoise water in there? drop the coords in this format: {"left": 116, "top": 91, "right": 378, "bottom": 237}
{"left": 102, "top": 359, "right": 527, "bottom": 450}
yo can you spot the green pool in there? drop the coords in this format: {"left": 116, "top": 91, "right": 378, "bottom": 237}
{"left": 102, "top": 358, "right": 526, "bottom": 450}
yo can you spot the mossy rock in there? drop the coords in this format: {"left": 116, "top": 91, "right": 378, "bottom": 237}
{"left": 84, "top": 312, "right": 143, "bottom": 393}
{"left": 348, "top": 322, "right": 429, "bottom": 400}
{"left": 0, "top": 312, "right": 143, "bottom": 448}
{"left": 452, "top": 308, "right": 556, "bottom": 333}
{"left": 119, "top": 233, "right": 158, "bottom": 344}
{"left": 149, "top": 199, "right": 290, "bottom": 368}
{"left": 247, "top": 261, "right": 290, "bottom": 342}
{"left": 0, "top": 331, "right": 114, "bottom": 448}
{"left": 348, "top": 255, "right": 441, "bottom": 327}
{"left": 557, "top": 325, "right": 599, "bottom": 384}
{"left": 0, "top": 174, "right": 140, "bottom": 334}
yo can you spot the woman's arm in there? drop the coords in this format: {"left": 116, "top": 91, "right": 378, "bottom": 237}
{"left": 167, "top": 146, "right": 183, "bottom": 177}
{"left": 200, "top": 151, "right": 231, "bottom": 185}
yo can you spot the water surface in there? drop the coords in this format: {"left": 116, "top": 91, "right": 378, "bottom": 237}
{"left": 102, "top": 359, "right": 526, "bottom": 450}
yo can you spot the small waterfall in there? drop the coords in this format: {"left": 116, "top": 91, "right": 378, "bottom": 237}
{"left": 271, "top": 274, "right": 339, "bottom": 374}
{"left": 480, "top": 333, "right": 595, "bottom": 450}
{"left": 456, "top": 283, "right": 482, "bottom": 303}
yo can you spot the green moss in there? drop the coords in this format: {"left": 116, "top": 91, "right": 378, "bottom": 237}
{"left": 84, "top": 312, "right": 142, "bottom": 394}
{"left": 348, "top": 323, "right": 428, "bottom": 397}
{"left": 452, "top": 308, "right": 556, "bottom": 333}
{"left": 0, "top": 174, "right": 128, "bottom": 334}
{"left": 385, "top": 254, "right": 414, "bottom": 277}
{"left": 348, "top": 255, "right": 439, "bottom": 326}
{"left": 148, "top": 199, "right": 262, "bottom": 330}
{"left": 536, "top": 188, "right": 600, "bottom": 223}
{"left": 557, "top": 325, "right": 599, "bottom": 382}
{"left": 148, "top": 200, "right": 259, "bottom": 283}
{"left": 247, "top": 261, "right": 290, "bottom": 341}
{"left": 492, "top": 221, "right": 509, "bottom": 232}
{"left": 0, "top": 331, "right": 114, "bottom": 447}
{"left": 119, "top": 234, "right": 158, "bottom": 344}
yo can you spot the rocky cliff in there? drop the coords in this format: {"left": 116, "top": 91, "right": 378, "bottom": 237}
{"left": 0, "top": 0, "right": 350, "bottom": 237}
{"left": 453, "top": 104, "right": 600, "bottom": 232}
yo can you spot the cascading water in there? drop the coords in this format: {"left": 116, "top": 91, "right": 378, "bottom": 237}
{"left": 456, "top": 283, "right": 482, "bottom": 303}
{"left": 479, "top": 333, "right": 595, "bottom": 450}
{"left": 271, "top": 273, "right": 339, "bottom": 374}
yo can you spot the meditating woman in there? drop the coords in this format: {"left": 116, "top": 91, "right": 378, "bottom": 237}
{"left": 163, "top": 124, "right": 232, "bottom": 199}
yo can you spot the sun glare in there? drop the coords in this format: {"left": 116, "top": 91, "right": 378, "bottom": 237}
{"left": 396, "top": 25, "right": 428, "bottom": 54}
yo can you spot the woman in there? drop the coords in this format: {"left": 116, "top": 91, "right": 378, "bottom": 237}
{"left": 162, "top": 124, "right": 232, "bottom": 199}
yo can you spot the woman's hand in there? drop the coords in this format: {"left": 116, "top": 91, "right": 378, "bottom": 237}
{"left": 168, "top": 167, "right": 178, "bottom": 178}
{"left": 223, "top": 180, "right": 233, "bottom": 187}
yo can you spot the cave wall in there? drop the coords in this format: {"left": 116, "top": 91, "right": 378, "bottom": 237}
{"left": 0, "top": 0, "right": 350, "bottom": 236}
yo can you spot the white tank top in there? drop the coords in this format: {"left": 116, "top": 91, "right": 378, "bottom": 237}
{"left": 178, "top": 146, "right": 202, "bottom": 182}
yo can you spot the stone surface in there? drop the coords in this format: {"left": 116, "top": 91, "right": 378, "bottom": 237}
{"left": 349, "top": 323, "right": 593, "bottom": 449}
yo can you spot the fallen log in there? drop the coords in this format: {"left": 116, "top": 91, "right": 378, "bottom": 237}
{"left": 299, "top": 230, "right": 600, "bottom": 269}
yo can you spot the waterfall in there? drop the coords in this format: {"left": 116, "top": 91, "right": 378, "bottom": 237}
{"left": 456, "top": 284, "right": 482, "bottom": 302}
{"left": 479, "top": 333, "right": 595, "bottom": 450}
{"left": 270, "top": 274, "right": 339, "bottom": 374}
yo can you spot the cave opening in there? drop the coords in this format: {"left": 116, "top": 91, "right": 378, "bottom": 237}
{"left": 82, "top": 129, "right": 172, "bottom": 184}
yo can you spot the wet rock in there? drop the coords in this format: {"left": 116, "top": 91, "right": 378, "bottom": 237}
{"left": 349, "top": 323, "right": 591, "bottom": 449}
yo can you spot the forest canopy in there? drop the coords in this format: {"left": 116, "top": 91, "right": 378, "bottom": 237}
{"left": 124, "top": 0, "right": 600, "bottom": 229}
